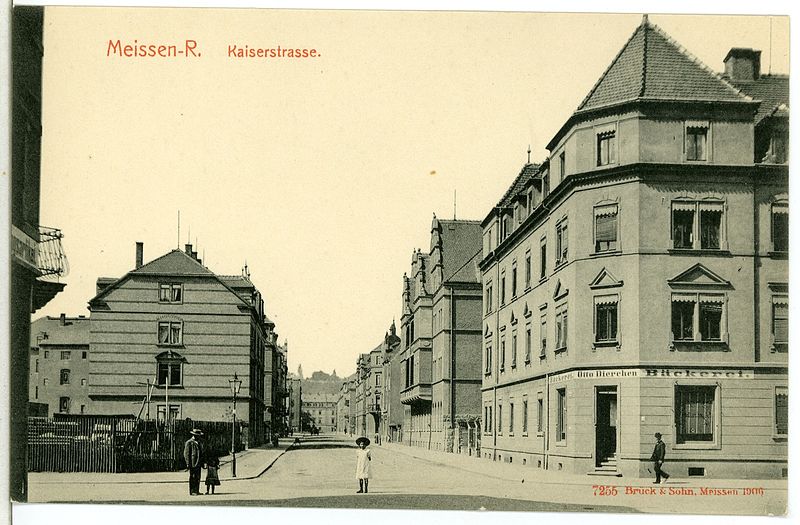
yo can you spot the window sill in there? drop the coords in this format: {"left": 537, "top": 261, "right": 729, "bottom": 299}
{"left": 554, "top": 346, "right": 567, "bottom": 354}
{"left": 536, "top": 431, "right": 544, "bottom": 437}
{"left": 539, "top": 276, "right": 548, "bottom": 284}
{"left": 590, "top": 249, "right": 621, "bottom": 258}
{"left": 593, "top": 340, "right": 620, "bottom": 350}
{"left": 772, "top": 434, "right": 787, "bottom": 442}
{"left": 672, "top": 442, "right": 720, "bottom": 451}
{"left": 555, "top": 440, "right": 567, "bottom": 447}
{"left": 768, "top": 251, "right": 788, "bottom": 260}
{"left": 524, "top": 358, "right": 531, "bottom": 365}
{"left": 154, "top": 385, "right": 184, "bottom": 389}
{"left": 668, "top": 248, "right": 731, "bottom": 257}
{"left": 770, "top": 343, "right": 788, "bottom": 353}
{"left": 670, "top": 340, "right": 729, "bottom": 352}
{"left": 522, "top": 432, "right": 528, "bottom": 437}
{"left": 554, "top": 260, "right": 568, "bottom": 271}
{"left": 156, "top": 344, "right": 185, "bottom": 349}
{"left": 539, "top": 353, "right": 546, "bottom": 360}
{"left": 524, "top": 285, "right": 532, "bottom": 293}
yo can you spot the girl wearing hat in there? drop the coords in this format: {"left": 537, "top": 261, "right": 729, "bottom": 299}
{"left": 355, "top": 436, "right": 371, "bottom": 493}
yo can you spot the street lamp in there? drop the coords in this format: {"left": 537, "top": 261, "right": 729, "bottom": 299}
{"left": 229, "top": 372, "right": 242, "bottom": 477}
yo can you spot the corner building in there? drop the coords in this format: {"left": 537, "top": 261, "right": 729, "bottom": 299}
{"left": 480, "top": 17, "right": 787, "bottom": 479}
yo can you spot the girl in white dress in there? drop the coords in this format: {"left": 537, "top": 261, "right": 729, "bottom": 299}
{"left": 355, "top": 437, "right": 371, "bottom": 493}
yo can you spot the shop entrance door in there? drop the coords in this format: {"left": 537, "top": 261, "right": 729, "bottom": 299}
{"left": 595, "top": 387, "right": 618, "bottom": 469}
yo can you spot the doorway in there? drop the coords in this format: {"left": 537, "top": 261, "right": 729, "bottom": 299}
{"left": 595, "top": 387, "right": 618, "bottom": 468}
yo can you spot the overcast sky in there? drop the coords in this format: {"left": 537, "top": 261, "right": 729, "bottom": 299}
{"left": 36, "top": 8, "right": 789, "bottom": 378}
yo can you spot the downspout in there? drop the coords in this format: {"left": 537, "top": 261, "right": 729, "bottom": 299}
{"left": 493, "top": 247, "right": 501, "bottom": 461}
{"left": 752, "top": 174, "right": 760, "bottom": 362}
{"left": 450, "top": 285, "right": 456, "bottom": 453}
{"left": 544, "top": 372, "right": 550, "bottom": 470}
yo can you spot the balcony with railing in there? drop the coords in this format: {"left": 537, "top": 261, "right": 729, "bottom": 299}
{"left": 12, "top": 225, "right": 69, "bottom": 312}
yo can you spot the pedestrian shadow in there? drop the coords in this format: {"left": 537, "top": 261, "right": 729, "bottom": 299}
{"left": 286, "top": 443, "right": 355, "bottom": 451}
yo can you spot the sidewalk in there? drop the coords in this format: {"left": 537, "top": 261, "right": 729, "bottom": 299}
{"left": 377, "top": 442, "right": 788, "bottom": 491}
{"left": 29, "top": 438, "right": 295, "bottom": 486}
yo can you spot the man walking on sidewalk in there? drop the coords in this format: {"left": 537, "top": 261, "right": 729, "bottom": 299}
{"left": 650, "top": 432, "right": 670, "bottom": 484}
{"left": 184, "top": 429, "right": 204, "bottom": 496}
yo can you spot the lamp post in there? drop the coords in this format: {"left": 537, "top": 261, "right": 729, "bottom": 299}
{"left": 229, "top": 372, "right": 242, "bottom": 477}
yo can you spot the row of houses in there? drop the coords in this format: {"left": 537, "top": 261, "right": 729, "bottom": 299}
{"left": 28, "top": 242, "right": 293, "bottom": 446}
{"left": 337, "top": 16, "right": 788, "bottom": 479}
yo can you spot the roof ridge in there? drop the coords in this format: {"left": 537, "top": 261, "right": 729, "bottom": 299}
{"left": 648, "top": 21, "right": 752, "bottom": 102}
{"left": 576, "top": 21, "right": 645, "bottom": 112}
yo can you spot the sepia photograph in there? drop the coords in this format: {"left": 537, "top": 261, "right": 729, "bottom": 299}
{"left": 6, "top": 1, "right": 794, "bottom": 524}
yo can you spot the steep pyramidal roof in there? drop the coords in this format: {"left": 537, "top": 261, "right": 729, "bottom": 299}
{"left": 132, "top": 249, "right": 213, "bottom": 275}
{"left": 577, "top": 16, "right": 752, "bottom": 113}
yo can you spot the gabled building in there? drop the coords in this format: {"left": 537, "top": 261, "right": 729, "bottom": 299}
{"left": 87, "top": 243, "right": 277, "bottom": 446}
{"left": 381, "top": 321, "right": 403, "bottom": 443}
{"left": 480, "top": 16, "right": 787, "bottom": 479}
{"left": 399, "top": 216, "right": 483, "bottom": 454}
{"left": 29, "top": 314, "right": 90, "bottom": 416}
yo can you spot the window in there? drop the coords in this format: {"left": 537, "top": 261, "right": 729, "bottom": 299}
{"left": 59, "top": 369, "right": 70, "bottom": 385}
{"left": 43, "top": 378, "right": 49, "bottom": 386}
{"left": 525, "top": 251, "right": 532, "bottom": 288}
{"left": 686, "top": 124, "right": 708, "bottom": 161}
{"left": 675, "top": 385, "right": 716, "bottom": 443}
{"left": 485, "top": 282, "right": 493, "bottom": 313}
{"left": 82, "top": 351, "right": 87, "bottom": 359}
{"left": 525, "top": 324, "right": 532, "bottom": 363}
{"left": 509, "top": 402, "right": 515, "bottom": 434}
{"left": 81, "top": 378, "right": 87, "bottom": 387}
{"left": 157, "top": 321, "right": 183, "bottom": 346}
{"left": 157, "top": 404, "right": 181, "bottom": 423}
{"left": 44, "top": 350, "right": 49, "bottom": 359}
{"left": 543, "top": 168, "right": 551, "bottom": 197}
{"left": 559, "top": 151, "right": 566, "bottom": 181}
{"left": 511, "top": 263, "right": 518, "bottom": 298}
{"left": 540, "top": 237, "right": 547, "bottom": 279}
{"left": 555, "top": 304, "right": 568, "bottom": 351}
{"left": 671, "top": 293, "right": 725, "bottom": 343}
{"left": 556, "top": 388, "right": 567, "bottom": 442}
{"left": 522, "top": 398, "right": 529, "bottom": 434}
{"left": 484, "top": 342, "right": 492, "bottom": 375}
{"left": 775, "top": 386, "right": 788, "bottom": 437}
{"left": 498, "top": 404, "right": 503, "bottom": 434}
{"left": 500, "top": 271, "right": 506, "bottom": 305}
{"left": 159, "top": 283, "right": 183, "bottom": 303}
{"left": 540, "top": 315, "right": 547, "bottom": 356}
{"left": 500, "top": 336, "right": 506, "bottom": 371}
{"left": 80, "top": 405, "right": 86, "bottom": 414}
{"left": 511, "top": 331, "right": 517, "bottom": 368}
{"left": 555, "top": 219, "right": 568, "bottom": 265}
{"left": 156, "top": 352, "right": 184, "bottom": 387}
{"left": 772, "top": 203, "right": 788, "bottom": 252}
{"left": 59, "top": 397, "right": 70, "bottom": 414}
{"left": 375, "top": 374, "right": 381, "bottom": 386}
{"left": 61, "top": 351, "right": 71, "bottom": 360}
{"left": 34, "top": 386, "right": 38, "bottom": 399}
{"left": 537, "top": 395, "right": 543, "bottom": 433}
{"left": 672, "top": 201, "right": 724, "bottom": 250}
{"left": 594, "top": 204, "right": 618, "bottom": 252}
{"left": 35, "top": 359, "right": 39, "bottom": 373}
{"left": 595, "top": 296, "right": 619, "bottom": 344}
{"left": 597, "top": 130, "right": 616, "bottom": 166}
{"left": 772, "top": 296, "right": 788, "bottom": 349}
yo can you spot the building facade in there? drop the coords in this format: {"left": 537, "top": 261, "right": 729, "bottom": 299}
{"left": 398, "top": 217, "right": 484, "bottom": 454}
{"left": 381, "top": 322, "right": 403, "bottom": 443}
{"left": 87, "top": 243, "right": 277, "bottom": 446}
{"left": 302, "top": 393, "right": 338, "bottom": 433}
{"left": 288, "top": 376, "right": 302, "bottom": 433}
{"left": 29, "top": 315, "right": 90, "bottom": 416}
{"left": 479, "top": 17, "right": 788, "bottom": 479}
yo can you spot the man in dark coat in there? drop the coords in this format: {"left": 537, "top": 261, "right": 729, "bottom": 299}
{"left": 650, "top": 432, "right": 670, "bottom": 484}
{"left": 184, "top": 429, "right": 204, "bottom": 495}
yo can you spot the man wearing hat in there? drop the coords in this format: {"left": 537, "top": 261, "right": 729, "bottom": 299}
{"left": 355, "top": 436, "right": 371, "bottom": 493}
{"left": 650, "top": 432, "right": 670, "bottom": 484}
{"left": 184, "top": 429, "right": 204, "bottom": 496}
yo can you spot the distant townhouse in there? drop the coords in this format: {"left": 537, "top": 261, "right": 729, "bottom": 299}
{"left": 288, "top": 376, "right": 302, "bottom": 433}
{"left": 87, "top": 243, "right": 278, "bottom": 446}
{"left": 398, "top": 216, "right": 483, "bottom": 454}
{"left": 353, "top": 348, "right": 383, "bottom": 439}
{"left": 381, "top": 322, "right": 403, "bottom": 443}
{"left": 479, "top": 17, "right": 788, "bottom": 479}
{"left": 302, "top": 393, "right": 338, "bottom": 433}
{"left": 29, "top": 315, "right": 90, "bottom": 416}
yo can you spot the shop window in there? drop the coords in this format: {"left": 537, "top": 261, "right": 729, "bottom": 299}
{"left": 675, "top": 385, "right": 716, "bottom": 444}
{"left": 594, "top": 204, "right": 618, "bottom": 252}
{"left": 556, "top": 388, "right": 567, "bottom": 442}
{"left": 771, "top": 203, "right": 789, "bottom": 252}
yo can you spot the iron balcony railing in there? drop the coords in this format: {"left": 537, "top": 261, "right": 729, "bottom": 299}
{"left": 37, "top": 226, "right": 69, "bottom": 279}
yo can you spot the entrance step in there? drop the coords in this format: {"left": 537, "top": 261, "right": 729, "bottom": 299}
{"left": 588, "top": 470, "right": 623, "bottom": 477}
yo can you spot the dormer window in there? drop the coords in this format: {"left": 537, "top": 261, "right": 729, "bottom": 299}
{"left": 686, "top": 122, "right": 709, "bottom": 161}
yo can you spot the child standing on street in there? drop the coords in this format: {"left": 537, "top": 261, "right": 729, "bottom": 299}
{"left": 205, "top": 454, "right": 221, "bottom": 494}
{"left": 355, "top": 436, "right": 371, "bottom": 493}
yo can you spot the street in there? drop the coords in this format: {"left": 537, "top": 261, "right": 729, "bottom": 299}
{"left": 27, "top": 434, "right": 786, "bottom": 516}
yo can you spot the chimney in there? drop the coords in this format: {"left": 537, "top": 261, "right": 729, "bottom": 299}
{"left": 185, "top": 243, "right": 193, "bottom": 256}
{"left": 724, "top": 48, "right": 761, "bottom": 81}
{"left": 135, "top": 242, "right": 144, "bottom": 269}
{"left": 59, "top": 313, "right": 66, "bottom": 326}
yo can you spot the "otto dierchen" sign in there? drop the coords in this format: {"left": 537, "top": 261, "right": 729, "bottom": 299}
{"left": 548, "top": 368, "right": 754, "bottom": 383}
